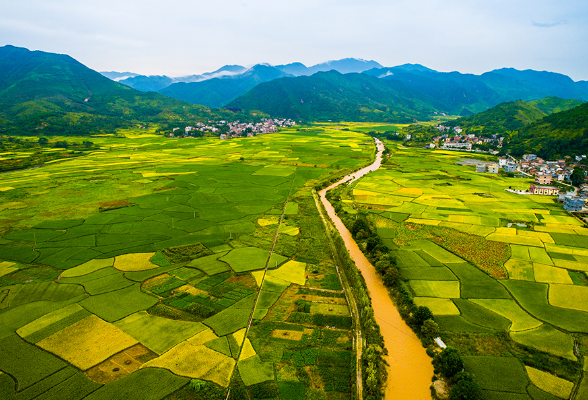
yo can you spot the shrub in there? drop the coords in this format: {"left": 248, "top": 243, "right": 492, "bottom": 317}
{"left": 383, "top": 267, "right": 400, "bottom": 287}
{"left": 249, "top": 381, "right": 279, "bottom": 399}
{"left": 421, "top": 319, "right": 440, "bottom": 338}
{"left": 413, "top": 306, "right": 434, "bottom": 326}
{"left": 374, "top": 260, "right": 390, "bottom": 274}
{"left": 189, "top": 379, "right": 207, "bottom": 392}
{"left": 351, "top": 216, "right": 371, "bottom": 237}
{"left": 450, "top": 373, "right": 482, "bottom": 400}
{"left": 437, "top": 347, "right": 464, "bottom": 378}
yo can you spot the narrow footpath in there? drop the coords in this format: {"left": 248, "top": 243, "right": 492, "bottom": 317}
{"left": 319, "top": 139, "right": 434, "bottom": 400}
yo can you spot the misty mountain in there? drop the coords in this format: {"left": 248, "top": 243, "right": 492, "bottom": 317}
{"left": 275, "top": 58, "right": 383, "bottom": 76}
{"left": 274, "top": 62, "right": 309, "bottom": 76}
{"left": 226, "top": 70, "right": 442, "bottom": 123}
{"left": 158, "top": 64, "right": 293, "bottom": 108}
{"left": 363, "top": 65, "right": 588, "bottom": 115}
{"left": 111, "top": 58, "right": 382, "bottom": 95}
{"left": 491, "top": 68, "right": 588, "bottom": 100}
{"left": 113, "top": 65, "right": 248, "bottom": 92}
{"left": 117, "top": 75, "right": 175, "bottom": 92}
{"left": 100, "top": 71, "right": 139, "bottom": 81}
{"left": 0, "top": 45, "right": 252, "bottom": 135}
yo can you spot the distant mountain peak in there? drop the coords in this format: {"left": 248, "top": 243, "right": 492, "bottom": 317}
{"left": 393, "top": 63, "right": 436, "bottom": 73}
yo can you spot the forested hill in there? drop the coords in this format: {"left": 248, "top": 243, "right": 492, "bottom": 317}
{"left": 508, "top": 101, "right": 588, "bottom": 159}
{"left": 159, "top": 64, "right": 293, "bottom": 108}
{"left": 445, "top": 97, "right": 582, "bottom": 134}
{"left": 226, "top": 70, "right": 443, "bottom": 123}
{"left": 0, "top": 45, "right": 255, "bottom": 136}
{"left": 362, "top": 65, "right": 588, "bottom": 115}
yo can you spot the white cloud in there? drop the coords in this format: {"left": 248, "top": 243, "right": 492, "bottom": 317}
{"left": 0, "top": 0, "right": 587, "bottom": 80}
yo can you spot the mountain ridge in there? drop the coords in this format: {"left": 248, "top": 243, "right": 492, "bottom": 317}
{"left": 0, "top": 45, "right": 258, "bottom": 135}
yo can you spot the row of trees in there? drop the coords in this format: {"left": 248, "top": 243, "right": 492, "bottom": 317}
{"left": 326, "top": 181, "right": 482, "bottom": 400}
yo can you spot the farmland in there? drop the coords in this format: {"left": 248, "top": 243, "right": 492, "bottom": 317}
{"left": 330, "top": 142, "right": 588, "bottom": 399}
{"left": 0, "top": 127, "right": 373, "bottom": 399}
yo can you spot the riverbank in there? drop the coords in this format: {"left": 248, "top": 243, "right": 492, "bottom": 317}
{"left": 319, "top": 139, "right": 434, "bottom": 399}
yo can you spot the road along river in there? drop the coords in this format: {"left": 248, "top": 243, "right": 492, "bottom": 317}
{"left": 319, "top": 139, "right": 434, "bottom": 399}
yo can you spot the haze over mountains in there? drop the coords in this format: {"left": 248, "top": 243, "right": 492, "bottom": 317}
{"left": 0, "top": 45, "right": 256, "bottom": 136}
{"left": 2, "top": 44, "right": 588, "bottom": 157}
{"left": 101, "top": 58, "right": 383, "bottom": 107}
{"left": 101, "top": 58, "right": 588, "bottom": 119}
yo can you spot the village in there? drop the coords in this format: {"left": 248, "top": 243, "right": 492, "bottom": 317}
{"left": 432, "top": 125, "right": 505, "bottom": 152}
{"left": 169, "top": 118, "right": 296, "bottom": 139}
{"left": 455, "top": 150, "right": 588, "bottom": 212}
{"left": 425, "top": 125, "right": 587, "bottom": 212}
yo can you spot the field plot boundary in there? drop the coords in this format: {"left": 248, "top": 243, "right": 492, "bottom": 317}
{"left": 224, "top": 167, "right": 298, "bottom": 396}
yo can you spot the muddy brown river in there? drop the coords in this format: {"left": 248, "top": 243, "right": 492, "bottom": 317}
{"left": 319, "top": 139, "right": 434, "bottom": 399}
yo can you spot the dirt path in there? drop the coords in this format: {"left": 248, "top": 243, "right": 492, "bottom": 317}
{"left": 225, "top": 168, "right": 298, "bottom": 399}
{"left": 312, "top": 189, "right": 364, "bottom": 400}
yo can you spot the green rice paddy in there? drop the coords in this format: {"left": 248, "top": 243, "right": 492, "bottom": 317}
{"left": 334, "top": 141, "right": 588, "bottom": 395}
{"left": 0, "top": 126, "right": 372, "bottom": 399}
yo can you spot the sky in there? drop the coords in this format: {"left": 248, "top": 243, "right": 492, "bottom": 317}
{"left": 1, "top": 0, "right": 588, "bottom": 80}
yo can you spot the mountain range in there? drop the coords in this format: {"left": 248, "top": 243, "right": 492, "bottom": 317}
{"left": 0, "top": 45, "right": 258, "bottom": 136}
{"left": 101, "top": 59, "right": 588, "bottom": 118}
{"left": 1, "top": 44, "right": 587, "bottom": 159}
{"left": 444, "top": 97, "right": 583, "bottom": 134}
{"left": 102, "top": 58, "right": 382, "bottom": 108}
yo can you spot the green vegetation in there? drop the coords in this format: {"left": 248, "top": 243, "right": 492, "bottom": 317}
{"left": 445, "top": 97, "right": 581, "bottom": 135}
{"left": 114, "top": 311, "right": 207, "bottom": 354}
{"left": 0, "top": 46, "right": 262, "bottom": 138}
{"left": 0, "top": 126, "right": 376, "bottom": 399}
{"left": 84, "top": 368, "right": 189, "bottom": 400}
{"left": 228, "top": 70, "right": 439, "bottom": 123}
{"left": 326, "top": 139, "right": 588, "bottom": 398}
{"left": 509, "top": 101, "right": 588, "bottom": 158}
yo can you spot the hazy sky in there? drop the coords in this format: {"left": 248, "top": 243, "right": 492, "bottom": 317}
{"left": 1, "top": 0, "right": 587, "bottom": 80}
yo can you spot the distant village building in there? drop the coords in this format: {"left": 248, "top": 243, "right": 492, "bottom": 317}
{"left": 523, "top": 154, "right": 538, "bottom": 161}
{"left": 476, "top": 164, "right": 486, "bottom": 173}
{"left": 564, "top": 195, "right": 585, "bottom": 212}
{"left": 504, "top": 163, "right": 517, "bottom": 173}
{"left": 487, "top": 164, "right": 499, "bottom": 174}
{"left": 498, "top": 157, "right": 508, "bottom": 167}
{"left": 529, "top": 184, "right": 559, "bottom": 196}
{"left": 443, "top": 142, "right": 472, "bottom": 151}
{"left": 535, "top": 173, "right": 553, "bottom": 185}
{"left": 219, "top": 134, "right": 227, "bottom": 140}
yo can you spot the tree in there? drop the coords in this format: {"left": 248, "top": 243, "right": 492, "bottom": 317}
{"left": 374, "top": 260, "right": 390, "bottom": 274}
{"left": 38, "top": 137, "right": 49, "bottom": 146}
{"left": 351, "top": 215, "right": 371, "bottom": 237}
{"left": 421, "top": 319, "right": 440, "bottom": 338}
{"left": 571, "top": 167, "right": 585, "bottom": 187}
{"left": 438, "top": 347, "right": 464, "bottom": 378}
{"left": 413, "top": 306, "right": 433, "bottom": 326}
{"left": 366, "top": 235, "right": 383, "bottom": 252}
{"left": 383, "top": 267, "right": 400, "bottom": 287}
{"left": 450, "top": 373, "right": 482, "bottom": 400}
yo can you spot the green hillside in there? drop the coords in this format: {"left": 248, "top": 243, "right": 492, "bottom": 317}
{"left": 446, "top": 97, "right": 582, "bottom": 134}
{"left": 0, "top": 45, "right": 254, "bottom": 136}
{"left": 159, "top": 64, "right": 291, "bottom": 108}
{"left": 508, "top": 101, "right": 588, "bottom": 159}
{"left": 227, "top": 70, "right": 443, "bottom": 123}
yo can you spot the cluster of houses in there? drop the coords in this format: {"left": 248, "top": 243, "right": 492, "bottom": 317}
{"left": 220, "top": 118, "right": 296, "bottom": 139}
{"left": 433, "top": 129, "right": 504, "bottom": 152}
{"left": 168, "top": 118, "right": 296, "bottom": 138}
{"left": 464, "top": 153, "right": 587, "bottom": 212}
